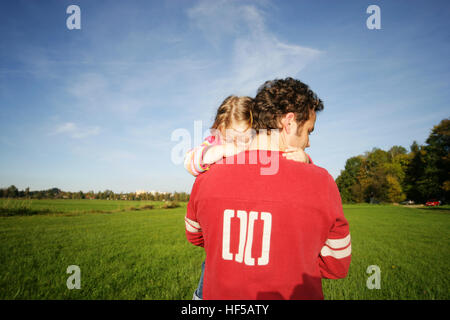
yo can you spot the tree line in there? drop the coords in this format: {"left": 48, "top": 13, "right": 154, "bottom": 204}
{"left": 336, "top": 118, "right": 449, "bottom": 204}
{"left": 0, "top": 186, "right": 190, "bottom": 202}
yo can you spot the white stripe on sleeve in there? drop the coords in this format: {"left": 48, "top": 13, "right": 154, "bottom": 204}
{"left": 320, "top": 244, "right": 352, "bottom": 259}
{"left": 325, "top": 234, "right": 351, "bottom": 249}
{"left": 185, "top": 217, "right": 201, "bottom": 229}
{"left": 185, "top": 221, "right": 201, "bottom": 233}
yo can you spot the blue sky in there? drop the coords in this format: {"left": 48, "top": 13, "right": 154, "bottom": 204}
{"left": 0, "top": 0, "right": 449, "bottom": 193}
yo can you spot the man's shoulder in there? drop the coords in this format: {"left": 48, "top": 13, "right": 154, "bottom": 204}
{"left": 308, "top": 163, "right": 334, "bottom": 181}
{"left": 282, "top": 157, "right": 334, "bottom": 182}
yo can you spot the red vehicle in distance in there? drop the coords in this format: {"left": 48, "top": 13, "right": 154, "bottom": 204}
{"left": 425, "top": 200, "right": 441, "bottom": 207}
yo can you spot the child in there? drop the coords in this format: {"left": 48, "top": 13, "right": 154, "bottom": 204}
{"left": 184, "top": 95, "right": 255, "bottom": 177}
{"left": 184, "top": 95, "right": 312, "bottom": 299}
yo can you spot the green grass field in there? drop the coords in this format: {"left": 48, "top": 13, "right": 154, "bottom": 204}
{"left": 0, "top": 199, "right": 448, "bottom": 300}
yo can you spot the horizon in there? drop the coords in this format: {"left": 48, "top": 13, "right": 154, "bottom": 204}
{"left": 1, "top": 0, "right": 449, "bottom": 193}
{"left": 0, "top": 186, "right": 184, "bottom": 195}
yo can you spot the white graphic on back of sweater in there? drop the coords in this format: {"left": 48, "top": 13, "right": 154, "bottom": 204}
{"left": 222, "top": 209, "right": 272, "bottom": 266}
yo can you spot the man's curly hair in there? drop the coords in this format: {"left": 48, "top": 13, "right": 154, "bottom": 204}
{"left": 252, "top": 77, "right": 324, "bottom": 134}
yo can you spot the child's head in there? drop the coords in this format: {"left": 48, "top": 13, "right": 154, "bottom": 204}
{"left": 211, "top": 95, "right": 254, "bottom": 144}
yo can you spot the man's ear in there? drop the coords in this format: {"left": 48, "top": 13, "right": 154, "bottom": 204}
{"left": 280, "top": 113, "right": 295, "bottom": 134}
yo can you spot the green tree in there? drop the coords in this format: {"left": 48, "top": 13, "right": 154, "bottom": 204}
{"left": 385, "top": 175, "right": 406, "bottom": 203}
{"left": 405, "top": 119, "right": 449, "bottom": 202}
{"left": 6, "top": 185, "right": 19, "bottom": 198}
{"left": 425, "top": 118, "right": 450, "bottom": 201}
{"left": 336, "top": 156, "right": 364, "bottom": 203}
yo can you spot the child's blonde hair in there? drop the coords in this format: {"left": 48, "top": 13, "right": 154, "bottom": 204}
{"left": 211, "top": 95, "right": 254, "bottom": 133}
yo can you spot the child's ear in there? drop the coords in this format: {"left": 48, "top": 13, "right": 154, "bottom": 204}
{"left": 216, "top": 124, "right": 225, "bottom": 136}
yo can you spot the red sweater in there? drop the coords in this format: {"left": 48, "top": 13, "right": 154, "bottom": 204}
{"left": 185, "top": 150, "right": 351, "bottom": 300}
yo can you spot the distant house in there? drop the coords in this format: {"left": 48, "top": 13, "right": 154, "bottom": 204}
{"left": 136, "top": 190, "right": 147, "bottom": 196}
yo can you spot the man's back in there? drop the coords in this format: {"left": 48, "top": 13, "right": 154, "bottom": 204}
{"left": 185, "top": 150, "right": 351, "bottom": 300}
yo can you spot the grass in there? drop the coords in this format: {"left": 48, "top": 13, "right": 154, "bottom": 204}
{"left": 0, "top": 199, "right": 175, "bottom": 216}
{"left": 322, "top": 204, "right": 449, "bottom": 299}
{"left": 0, "top": 199, "right": 196, "bottom": 299}
{"left": 0, "top": 200, "right": 448, "bottom": 299}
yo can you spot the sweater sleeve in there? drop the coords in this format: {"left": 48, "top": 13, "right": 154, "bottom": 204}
{"left": 318, "top": 176, "right": 351, "bottom": 279}
{"left": 183, "top": 136, "right": 217, "bottom": 176}
{"left": 185, "top": 179, "right": 204, "bottom": 247}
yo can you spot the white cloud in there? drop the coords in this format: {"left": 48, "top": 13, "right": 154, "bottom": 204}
{"left": 51, "top": 122, "right": 101, "bottom": 139}
{"left": 187, "top": 0, "right": 322, "bottom": 96}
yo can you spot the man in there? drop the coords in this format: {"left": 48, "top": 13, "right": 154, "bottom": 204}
{"left": 185, "top": 78, "right": 351, "bottom": 300}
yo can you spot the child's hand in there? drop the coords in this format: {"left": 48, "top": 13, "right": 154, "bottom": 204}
{"left": 282, "top": 148, "right": 310, "bottom": 163}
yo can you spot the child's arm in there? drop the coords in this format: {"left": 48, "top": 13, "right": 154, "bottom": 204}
{"left": 202, "top": 142, "right": 248, "bottom": 165}
{"left": 281, "top": 148, "right": 313, "bottom": 164}
{"left": 184, "top": 138, "right": 249, "bottom": 176}
{"left": 201, "top": 144, "right": 226, "bottom": 165}
{"left": 184, "top": 139, "right": 215, "bottom": 176}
